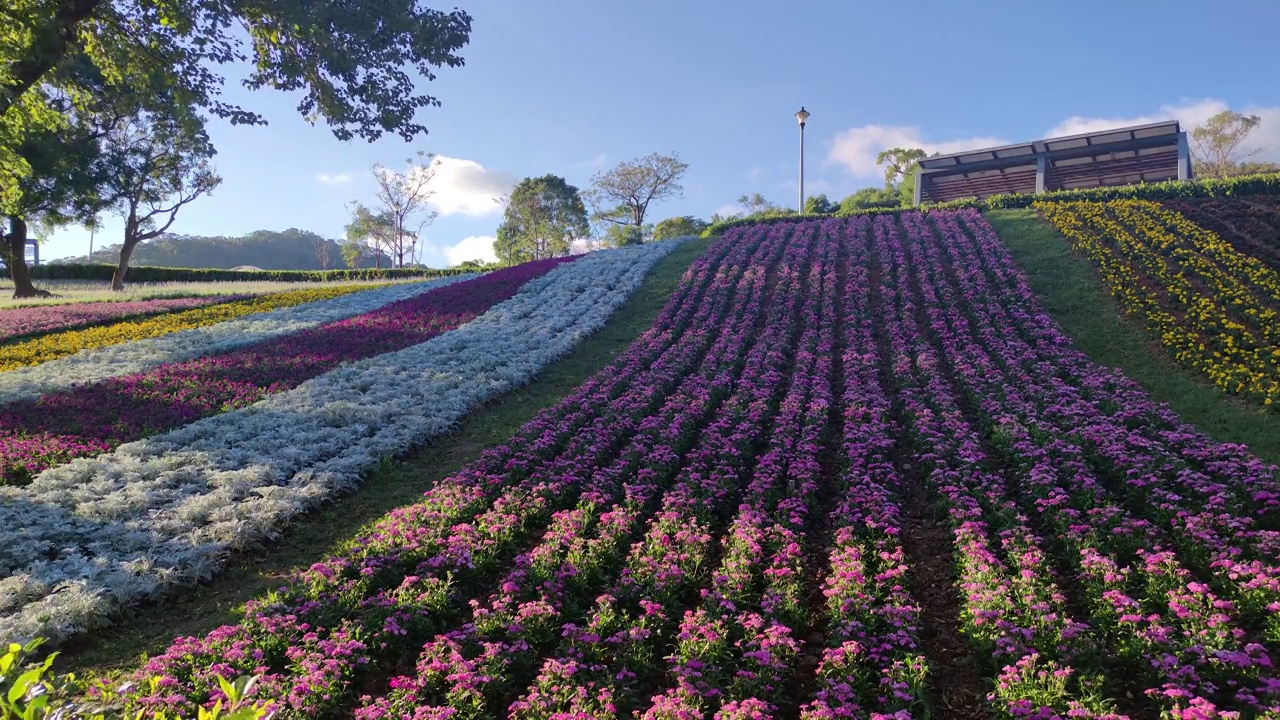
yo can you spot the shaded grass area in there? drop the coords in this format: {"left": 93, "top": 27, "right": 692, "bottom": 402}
{"left": 987, "top": 209, "right": 1280, "bottom": 465}
{"left": 59, "top": 237, "right": 710, "bottom": 675}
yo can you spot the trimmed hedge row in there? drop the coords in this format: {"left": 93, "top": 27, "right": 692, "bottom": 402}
{"left": 701, "top": 171, "right": 1280, "bottom": 237}
{"left": 29, "top": 264, "right": 469, "bottom": 283}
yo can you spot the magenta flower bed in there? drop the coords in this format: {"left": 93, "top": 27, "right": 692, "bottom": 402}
{"left": 0, "top": 258, "right": 571, "bottom": 484}
{"left": 0, "top": 296, "right": 245, "bottom": 343}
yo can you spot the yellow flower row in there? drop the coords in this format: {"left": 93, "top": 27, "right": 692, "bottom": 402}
{"left": 1036, "top": 201, "right": 1279, "bottom": 407}
{"left": 0, "top": 285, "right": 376, "bottom": 373}
{"left": 1113, "top": 201, "right": 1280, "bottom": 346}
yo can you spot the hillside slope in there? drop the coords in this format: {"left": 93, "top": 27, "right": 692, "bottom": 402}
{"left": 70, "top": 215, "right": 1280, "bottom": 719}
{"left": 60, "top": 228, "right": 392, "bottom": 270}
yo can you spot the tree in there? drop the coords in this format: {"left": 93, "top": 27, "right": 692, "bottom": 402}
{"left": 4, "top": 78, "right": 116, "bottom": 297}
{"left": 653, "top": 215, "right": 709, "bottom": 241}
{"left": 736, "top": 193, "right": 793, "bottom": 219}
{"left": 876, "top": 147, "right": 927, "bottom": 207}
{"left": 1191, "top": 111, "right": 1265, "bottom": 178}
{"left": 101, "top": 108, "right": 220, "bottom": 290}
{"left": 585, "top": 152, "right": 689, "bottom": 230}
{"left": 602, "top": 223, "right": 649, "bottom": 248}
{"left": 495, "top": 175, "right": 589, "bottom": 264}
{"left": 1, "top": 1, "right": 473, "bottom": 136}
{"left": 348, "top": 152, "right": 438, "bottom": 268}
{"left": 839, "top": 187, "right": 902, "bottom": 213}
{"left": 341, "top": 238, "right": 368, "bottom": 269}
{"left": 313, "top": 237, "right": 331, "bottom": 269}
{"left": 803, "top": 194, "right": 838, "bottom": 214}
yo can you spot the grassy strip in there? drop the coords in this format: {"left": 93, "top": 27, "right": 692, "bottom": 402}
{"left": 58, "top": 237, "right": 710, "bottom": 675}
{"left": 986, "top": 209, "right": 1280, "bottom": 465}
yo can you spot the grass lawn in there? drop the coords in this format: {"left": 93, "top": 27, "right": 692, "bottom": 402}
{"left": 58, "top": 237, "right": 710, "bottom": 675}
{"left": 986, "top": 208, "right": 1280, "bottom": 466}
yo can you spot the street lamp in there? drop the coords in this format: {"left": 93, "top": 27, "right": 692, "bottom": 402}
{"left": 795, "top": 107, "right": 810, "bottom": 213}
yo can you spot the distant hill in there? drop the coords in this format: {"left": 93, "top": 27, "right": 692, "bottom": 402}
{"left": 56, "top": 228, "right": 392, "bottom": 270}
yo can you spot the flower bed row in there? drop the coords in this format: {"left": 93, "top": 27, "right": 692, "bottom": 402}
{"left": 0, "top": 259, "right": 568, "bottom": 485}
{"left": 0, "top": 295, "right": 249, "bottom": 345}
{"left": 1165, "top": 197, "right": 1280, "bottom": 273}
{"left": 0, "top": 285, "right": 380, "bottom": 374}
{"left": 0, "top": 278, "right": 468, "bottom": 405}
{"left": 0, "top": 241, "right": 681, "bottom": 648}
{"left": 1037, "top": 199, "right": 1280, "bottom": 408}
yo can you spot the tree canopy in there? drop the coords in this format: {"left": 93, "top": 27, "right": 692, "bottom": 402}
{"left": 803, "top": 193, "right": 837, "bottom": 215}
{"left": 495, "top": 174, "right": 588, "bottom": 264}
{"left": 1191, "top": 111, "right": 1266, "bottom": 179}
{"left": 585, "top": 152, "right": 688, "bottom": 229}
{"left": 653, "top": 215, "right": 708, "bottom": 241}
{"left": 2, "top": 0, "right": 473, "bottom": 139}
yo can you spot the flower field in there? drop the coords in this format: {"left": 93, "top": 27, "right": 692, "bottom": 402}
{"left": 51, "top": 213, "right": 1280, "bottom": 719}
{"left": 0, "top": 278, "right": 466, "bottom": 405}
{"left": 1038, "top": 199, "right": 1280, "bottom": 408}
{"left": 0, "top": 285, "right": 377, "bottom": 373}
{"left": 0, "top": 240, "right": 679, "bottom": 648}
{"left": 0, "top": 295, "right": 248, "bottom": 344}
{"left": 0, "top": 259, "right": 562, "bottom": 485}
{"left": 1165, "top": 197, "right": 1280, "bottom": 273}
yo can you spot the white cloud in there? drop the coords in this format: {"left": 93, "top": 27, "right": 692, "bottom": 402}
{"left": 316, "top": 173, "right": 353, "bottom": 184}
{"left": 577, "top": 154, "right": 608, "bottom": 172}
{"left": 713, "top": 202, "right": 744, "bottom": 218}
{"left": 748, "top": 166, "right": 766, "bottom": 183}
{"left": 827, "top": 125, "right": 1008, "bottom": 178}
{"left": 1048, "top": 99, "right": 1280, "bottom": 164}
{"left": 443, "top": 235, "right": 498, "bottom": 265}
{"left": 827, "top": 99, "right": 1280, "bottom": 182}
{"left": 422, "top": 156, "right": 516, "bottom": 217}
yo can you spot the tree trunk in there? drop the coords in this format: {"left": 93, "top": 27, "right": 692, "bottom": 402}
{"left": 111, "top": 235, "right": 139, "bottom": 291}
{"left": 1, "top": 0, "right": 103, "bottom": 118}
{"left": 5, "top": 217, "right": 44, "bottom": 299}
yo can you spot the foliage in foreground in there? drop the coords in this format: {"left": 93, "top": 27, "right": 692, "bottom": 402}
{"left": 1, "top": 639, "right": 272, "bottom": 719}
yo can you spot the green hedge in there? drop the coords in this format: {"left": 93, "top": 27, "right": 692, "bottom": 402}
{"left": 700, "top": 171, "right": 1280, "bottom": 237}
{"left": 29, "top": 264, "right": 469, "bottom": 283}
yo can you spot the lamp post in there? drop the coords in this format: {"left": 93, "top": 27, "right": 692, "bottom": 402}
{"left": 795, "top": 107, "right": 810, "bottom": 213}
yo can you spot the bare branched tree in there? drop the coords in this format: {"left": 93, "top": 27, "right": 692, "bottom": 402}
{"left": 347, "top": 151, "right": 439, "bottom": 268}
{"left": 1191, "top": 111, "right": 1265, "bottom": 178}
{"left": 584, "top": 152, "right": 689, "bottom": 234}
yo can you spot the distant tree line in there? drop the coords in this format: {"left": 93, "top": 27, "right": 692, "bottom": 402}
{"left": 53, "top": 228, "right": 394, "bottom": 271}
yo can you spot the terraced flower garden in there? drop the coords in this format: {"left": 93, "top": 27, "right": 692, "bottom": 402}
{"left": 3, "top": 193, "right": 1280, "bottom": 720}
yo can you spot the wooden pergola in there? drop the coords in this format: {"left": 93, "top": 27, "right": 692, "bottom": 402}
{"left": 912, "top": 121, "right": 1192, "bottom": 206}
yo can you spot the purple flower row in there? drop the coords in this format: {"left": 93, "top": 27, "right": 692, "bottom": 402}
{"left": 509, "top": 223, "right": 814, "bottom": 719}
{"left": 803, "top": 216, "right": 927, "bottom": 720}
{"left": 0, "top": 259, "right": 570, "bottom": 483}
{"left": 0, "top": 295, "right": 244, "bottom": 344}
{"left": 639, "top": 221, "right": 833, "bottom": 718}
{"left": 921, "top": 208, "right": 1280, "bottom": 715}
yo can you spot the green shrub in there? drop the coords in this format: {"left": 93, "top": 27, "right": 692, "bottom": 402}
{"left": 30, "top": 265, "right": 469, "bottom": 284}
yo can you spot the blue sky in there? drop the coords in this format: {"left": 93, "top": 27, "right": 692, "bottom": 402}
{"left": 42, "top": 0, "right": 1280, "bottom": 266}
